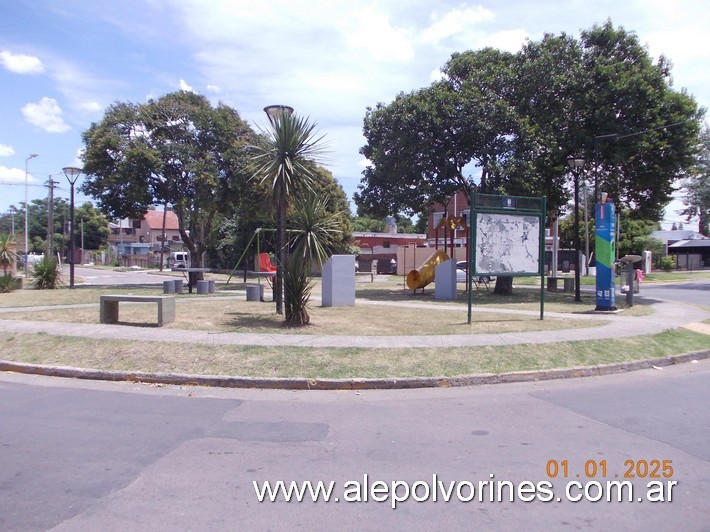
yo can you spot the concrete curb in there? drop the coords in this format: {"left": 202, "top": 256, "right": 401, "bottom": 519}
{"left": 2, "top": 349, "right": 709, "bottom": 391}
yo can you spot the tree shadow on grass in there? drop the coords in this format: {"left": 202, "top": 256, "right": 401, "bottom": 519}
{"left": 224, "top": 310, "right": 294, "bottom": 331}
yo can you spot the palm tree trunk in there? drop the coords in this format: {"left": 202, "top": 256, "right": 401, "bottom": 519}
{"left": 275, "top": 203, "right": 286, "bottom": 315}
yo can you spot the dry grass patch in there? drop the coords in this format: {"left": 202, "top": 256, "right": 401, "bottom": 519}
{"left": 0, "top": 297, "right": 605, "bottom": 336}
{"left": 2, "top": 329, "right": 707, "bottom": 379}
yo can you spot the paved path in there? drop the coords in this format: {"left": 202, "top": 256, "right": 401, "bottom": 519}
{"left": 0, "top": 294, "right": 708, "bottom": 349}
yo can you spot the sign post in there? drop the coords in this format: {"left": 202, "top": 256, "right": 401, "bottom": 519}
{"left": 467, "top": 191, "right": 546, "bottom": 323}
{"left": 595, "top": 200, "right": 616, "bottom": 311}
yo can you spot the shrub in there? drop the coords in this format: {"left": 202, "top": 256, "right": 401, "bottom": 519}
{"left": 0, "top": 273, "right": 17, "bottom": 293}
{"left": 0, "top": 233, "right": 18, "bottom": 276}
{"left": 659, "top": 256, "right": 675, "bottom": 272}
{"left": 283, "top": 252, "right": 313, "bottom": 326}
{"left": 30, "top": 257, "right": 63, "bottom": 289}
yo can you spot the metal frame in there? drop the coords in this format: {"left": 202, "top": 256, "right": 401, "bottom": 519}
{"left": 467, "top": 190, "right": 547, "bottom": 323}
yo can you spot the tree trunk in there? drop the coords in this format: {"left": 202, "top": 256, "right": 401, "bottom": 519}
{"left": 286, "top": 308, "right": 310, "bottom": 326}
{"left": 274, "top": 203, "right": 285, "bottom": 315}
{"left": 493, "top": 276, "right": 513, "bottom": 295}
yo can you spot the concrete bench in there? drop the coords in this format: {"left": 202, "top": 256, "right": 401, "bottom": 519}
{"left": 355, "top": 271, "right": 375, "bottom": 282}
{"left": 100, "top": 295, "right": 176, "bottom": 327}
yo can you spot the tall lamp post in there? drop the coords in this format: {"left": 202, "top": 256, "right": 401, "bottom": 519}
{"left": 24, "top": 153, "right": 39, "bottom": 275}
{"left": 263, "top": 104, "right": 294, "bottom": 316}
{"left": 567, "top": 156, "right": 585, "bottom": 302}
{"left": 62, "top": 166, "right": 82, "bottom": 288}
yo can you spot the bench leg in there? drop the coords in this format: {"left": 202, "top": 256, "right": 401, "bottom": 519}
{"left": 101, "top": 300, "right": 119, "bottom": 324}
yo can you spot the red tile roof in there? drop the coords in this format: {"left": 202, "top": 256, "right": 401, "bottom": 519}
{"left": 143, "top": 210, "right": 180, "bottom": 230}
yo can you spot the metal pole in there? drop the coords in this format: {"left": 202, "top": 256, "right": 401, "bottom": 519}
{"left": 582, "top": 180, "right": 590, "bottom": 276}
{"left": 69, "top": 181, "right": 75, "bottom": 287}
{"left": 62, "top": 166, "right": 81, "bottom": 288}
{"left": 46, "top": 178, "right": 57, "bottom": 260}
{"left": 574, "top": 169, "right": 581, "bottom": 302}
{"left": 24, "top": 154, "right": 38, "bottom": 275}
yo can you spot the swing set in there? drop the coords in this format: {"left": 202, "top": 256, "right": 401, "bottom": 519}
{"left": 226, "top": 227, "right": 277, "bottom": 287}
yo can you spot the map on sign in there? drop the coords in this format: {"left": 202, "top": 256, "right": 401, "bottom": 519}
{"left": 475, "top": 213, "right": 540, "bottom": 274}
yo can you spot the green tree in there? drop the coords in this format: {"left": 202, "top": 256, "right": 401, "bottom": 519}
{"left": 74, "top": 202, "right": 111, "bottom": 250}
{"left": 578, "top": 22, "right": 702, "bottom": 220}
{"left": 352, "top": 215, "right": 386, "bottom": 233}
{"left": 293, "top": 165, "right": 352, "bottom": 253}
{"left": 251, "top": 111, "right": 327, "bottom": 316}
{"left": 680, "top": 126, "right": 710, "bottom": 236}
{"left": 356, "top": 21, "right": 703, "bottom": 295}
{"left": 81, "top": 91, "right": 258, "bottom": 269}
{"left": 617, "top": 214, "right": 660, "bottom": 257}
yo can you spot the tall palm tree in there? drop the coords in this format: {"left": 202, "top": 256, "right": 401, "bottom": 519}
{"left": 251, "top": 112, "right": 327, "bottom": 315}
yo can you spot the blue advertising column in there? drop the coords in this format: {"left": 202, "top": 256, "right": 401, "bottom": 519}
{"left": 595, "top": 201, "right": 616, "bottom": 311}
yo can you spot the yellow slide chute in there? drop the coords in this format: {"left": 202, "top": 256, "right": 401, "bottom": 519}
{"left": 406, "top": 250, "right": 449, "bottom": 290}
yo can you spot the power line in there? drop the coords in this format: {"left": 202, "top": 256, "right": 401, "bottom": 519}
{"left": 0, "top": 181, "right": 47, "bottom": 188}
{"left": 616, "top": 118, "right": 697, "bottom": 140}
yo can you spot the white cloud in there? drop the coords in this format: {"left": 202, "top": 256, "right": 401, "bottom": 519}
{"left": 422, "top": 5, "right": 495, "bottom": 44}
{"left": 344, "top": 6, "right": 415, "bottom": 62}
{"left": 0, "top": 144, "right": 15, "bottom": 157}
{"left": 430, "top": 68, "right": 445, "bottom": 82}
{"left": 0, "top": 165, "right": 28, "bottom": 183}
{"left": 78, "top": 100, "right": 103, "bottom": 113}
{"left": 179, "top": 78, "right": 194, "bottom": 92}
{"left": 21, "top": 97, "right": 71, "bottom": 133}
{"left": 0, "top": 50, "right": 45, "bottom": 74}
{"left": 477, "top": 29, "right": 529, "bottom": 53}
{"left": 206, "top": 84, "right": 221, "bottom": 93}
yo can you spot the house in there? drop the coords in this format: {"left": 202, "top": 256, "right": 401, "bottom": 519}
{"left": 353, "top": 216, "right": 427, "bottom": 274}
{"left": 652, "top": 229, "right": 710, "bottom": 270}
{"left": 108, "top": 208, "right": 184, "bottom": 267}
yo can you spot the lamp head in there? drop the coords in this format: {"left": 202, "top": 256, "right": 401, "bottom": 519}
{"left": 567, "top": 156, "right": 585, "bottom": 169}
{"left": 263, "top": 104, "right": 294, "bottom": 124}
{"left": 62, "top": 166, "right": 82, "bottom": 184}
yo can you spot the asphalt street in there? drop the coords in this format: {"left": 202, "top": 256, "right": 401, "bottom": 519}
{"left": 1, "top": 359, "right": 709, "bottom": 531}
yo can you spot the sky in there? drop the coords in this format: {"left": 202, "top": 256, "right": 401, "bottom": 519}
{"left": 1, "top": 0, "right": 708, "bottom": 230}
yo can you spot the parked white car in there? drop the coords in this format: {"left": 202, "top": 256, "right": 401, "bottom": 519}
{"left": 456, "top": 261, "right": 495, "bottom": 285}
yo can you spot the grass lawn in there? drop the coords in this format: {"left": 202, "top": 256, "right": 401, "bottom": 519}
{"left": 0, "top": 273, "right": 707, "bottom": 381}
{"left": 2, "top": 329, "right": 708, "bottom": 379}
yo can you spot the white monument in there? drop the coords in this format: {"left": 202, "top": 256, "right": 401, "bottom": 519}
{"left": 322, "top": 255, "right": 356, "bottom": 307}
{"left": 435, "top": 258, "right": 457, "bottom": 301}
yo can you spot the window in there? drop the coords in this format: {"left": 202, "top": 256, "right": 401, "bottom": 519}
{"left": 383, "top": 241, "right": 390, "bottom": 248}
{"left": 460, "top": 209, "right": 470, "bottom": 226}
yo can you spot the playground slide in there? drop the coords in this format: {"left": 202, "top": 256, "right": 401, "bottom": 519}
{"left": 406, "top": 250, "right": 449, "bottom": 290}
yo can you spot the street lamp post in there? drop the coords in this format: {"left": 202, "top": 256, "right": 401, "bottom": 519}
{"left": 567, "top": 156, "right": 585, "bottom": 302}
{"left": 62, "top": 166, "right": 82, "bottom": 288}
{"left": 263, "top": 104, "right": 294, "bottom": 316}
{"left": 24, "top": 153, "right": 39, "bottom": 275}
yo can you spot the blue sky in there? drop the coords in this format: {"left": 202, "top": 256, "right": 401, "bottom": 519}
{"left": 1, "top": 0, "right": 708, "bottom": 229}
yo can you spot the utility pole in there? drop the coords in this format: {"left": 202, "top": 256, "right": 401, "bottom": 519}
{"left": 46, "top": 177, "right": 59, "bottom": 260}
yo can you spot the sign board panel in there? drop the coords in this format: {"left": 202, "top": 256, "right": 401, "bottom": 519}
{"left": 474, "top": 212, "right": 541, "bottom": 275}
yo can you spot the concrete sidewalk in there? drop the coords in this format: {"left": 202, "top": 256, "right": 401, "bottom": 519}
{"left": 0, "top": 296, "right": 707, "bottom": 349}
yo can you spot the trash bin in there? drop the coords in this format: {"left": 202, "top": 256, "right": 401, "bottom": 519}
{"left": 246, "top": 284, "right": 263, "bottom": 301}
{"left": 163, "top": 280, "right": 175, "bottom": 294}
{"left": 196, "top": 280, "right": 210, "bottom": 294}
{"left": 173, "top": 279, "right": 183, "bottom": 294}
